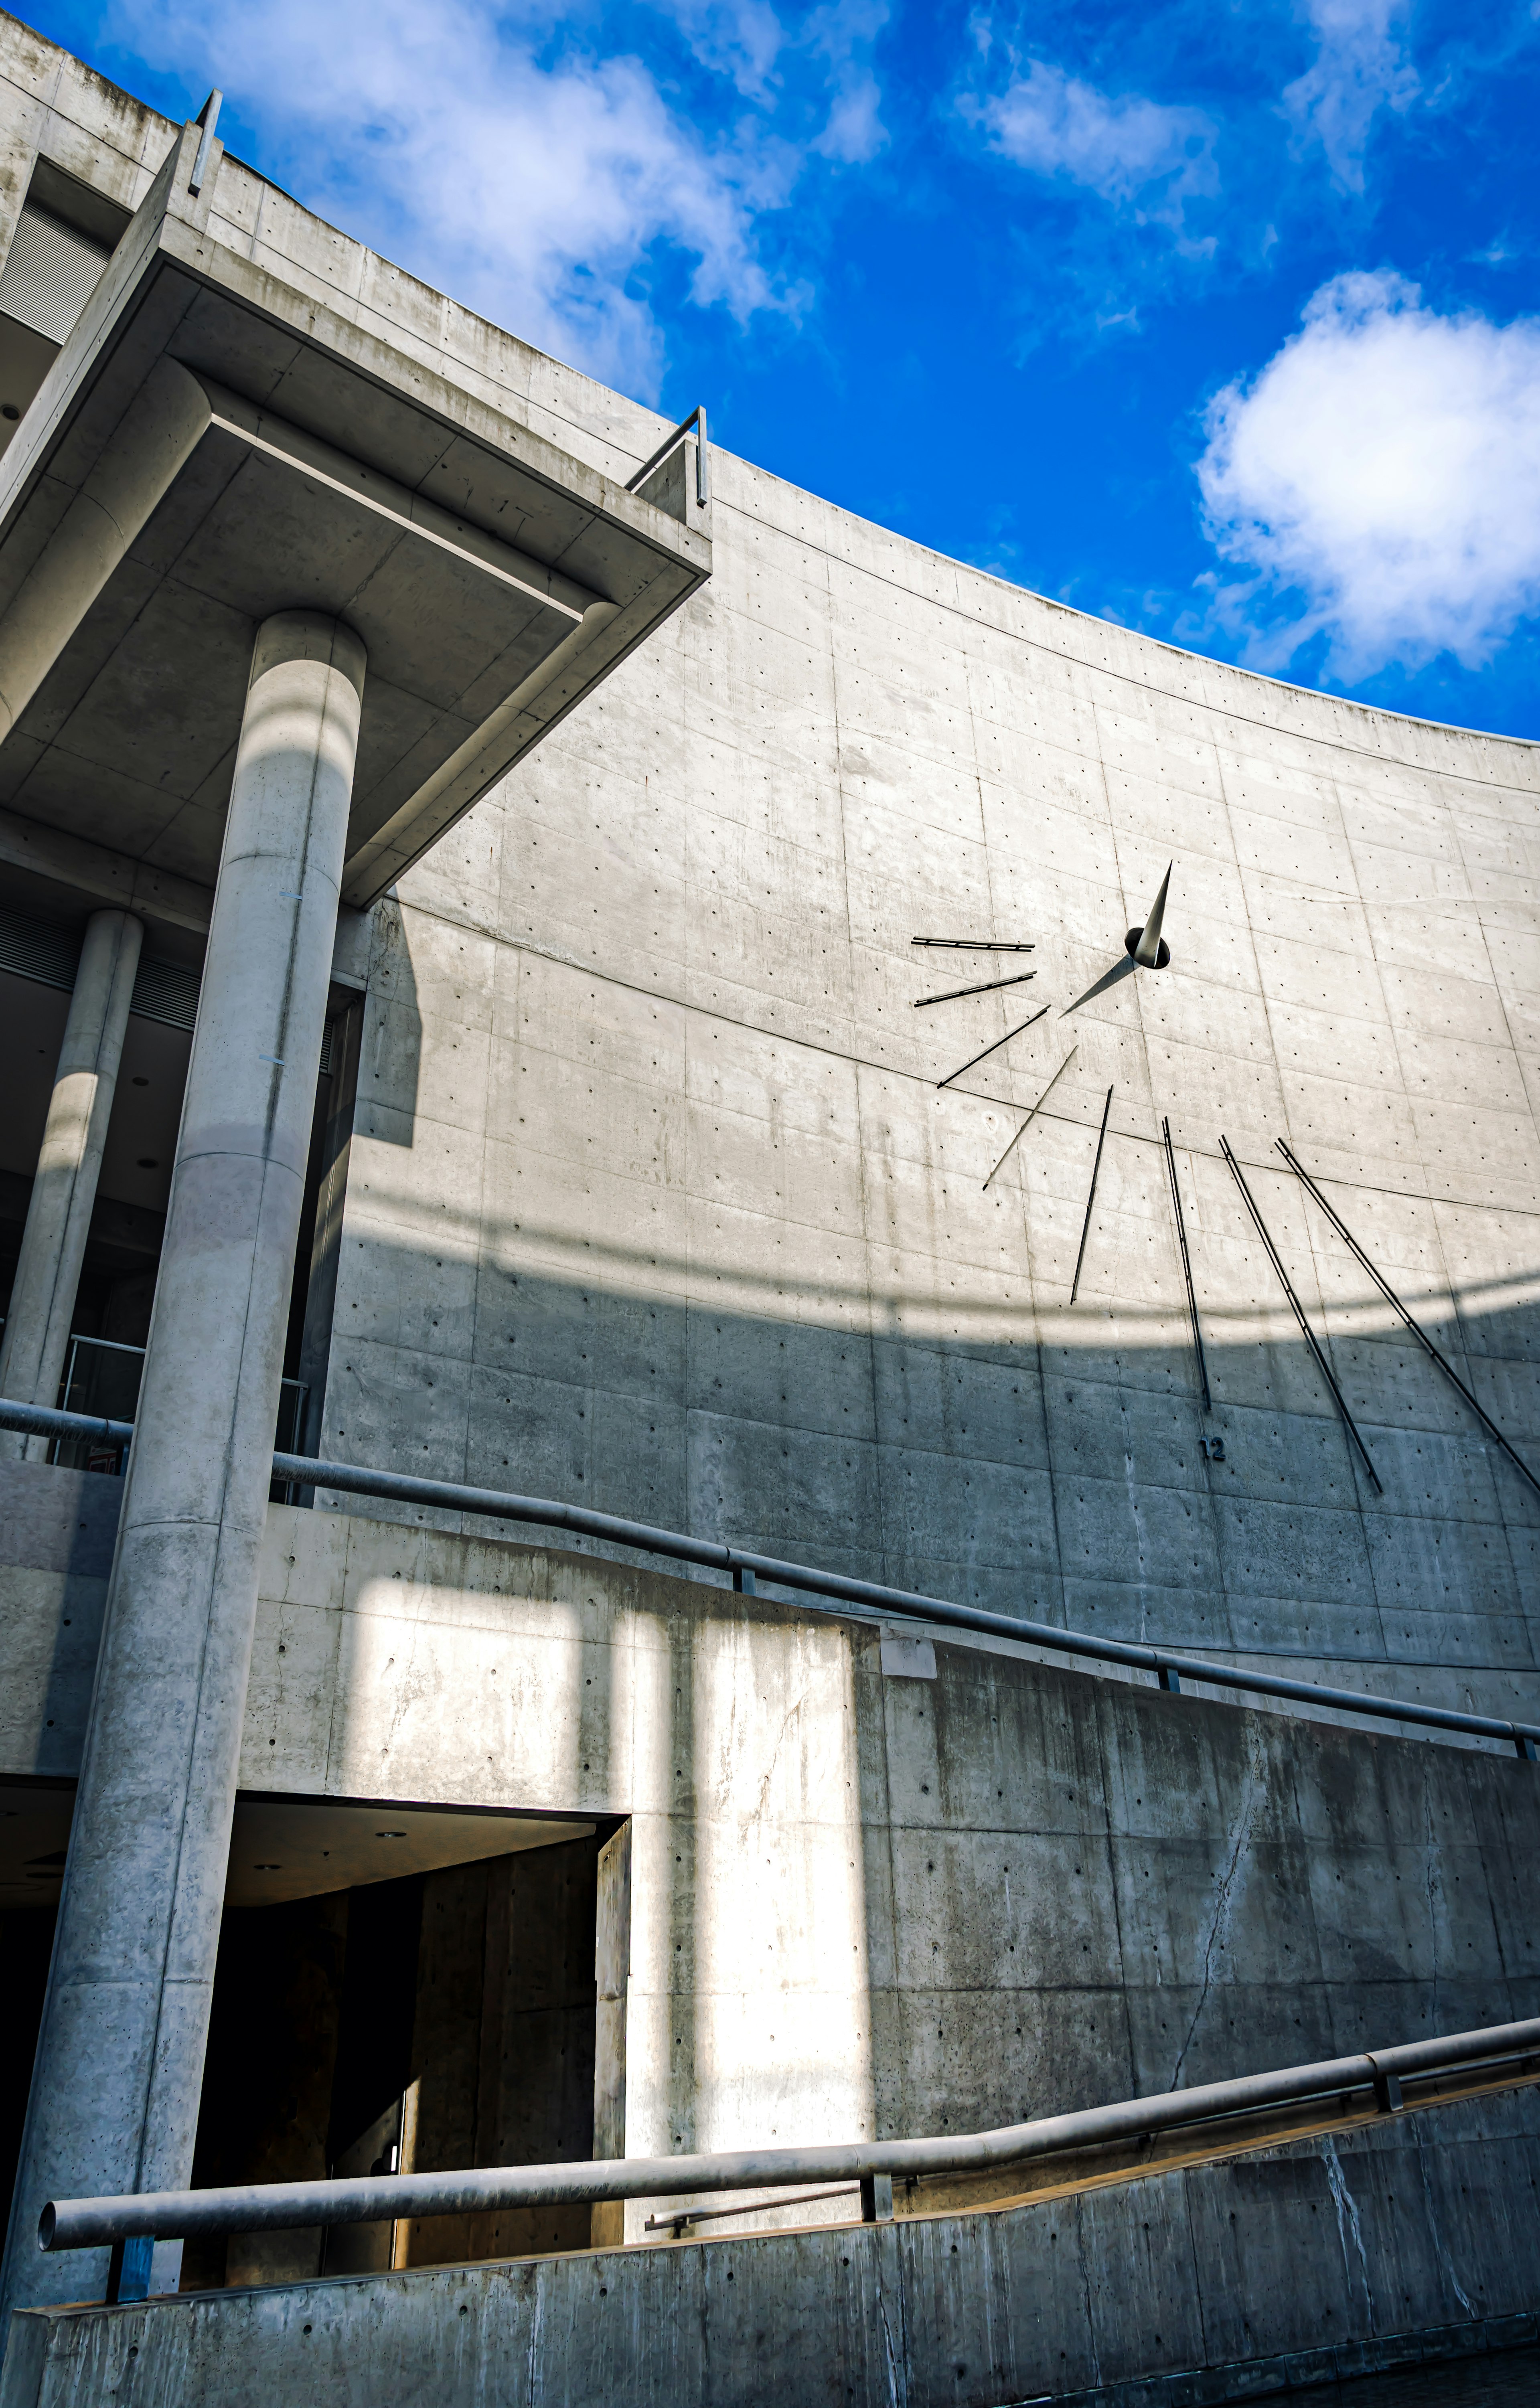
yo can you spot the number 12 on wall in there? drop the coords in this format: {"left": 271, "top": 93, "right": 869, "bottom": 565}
{"left": 1200, "top": 1436, "right": 1226, "bottom": 1462}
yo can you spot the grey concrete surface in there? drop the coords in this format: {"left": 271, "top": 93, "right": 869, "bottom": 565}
{"left": 0, "top": 907, "right": 142, "bottom": 1459}
{"left": 0, "top": 91, "right": 707, "bottom": 916}
{"left": 0, "top": 1459, "right": 116, "bottom": 1781}
{"left": 16, "top": 1491, "right": 1538, "bottom": 2269}
{"left": 0, "top": 354, "right": 209, "bottom": 743}
{"left": 8, "top": 1489, "right": 1537, "bottom": 2293}
{"left": 0, "top": 20, "right": 1538, "bottom": 2403}
{"left": 2, "top": 2092, "right": 1537, "bottom": 2408}
{"left": 236, "top": 1510, "right": 1540, "bottom": 2233}
{"left": 0, "top": 612, "right": 367, "bottom": 2325}
{"left": 320, "top": 482, "right": 1540, "bottom": 1735}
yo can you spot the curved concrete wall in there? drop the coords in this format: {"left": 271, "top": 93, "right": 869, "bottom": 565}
{"left": 2, "top": 19, "right": 1534, "bottom": 1740}
{"left": 328, "top": 442, "right": 1540, "bottom": 1732}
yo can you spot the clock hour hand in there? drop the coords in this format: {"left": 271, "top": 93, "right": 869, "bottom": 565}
{"left": 1062, "top": 863, "right": 1175, "bottom": 1014}
{"left": 1061, "top": 953, "right": 1136, "bottom": 1015}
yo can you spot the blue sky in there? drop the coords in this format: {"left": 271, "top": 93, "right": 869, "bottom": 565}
{"left": 31, "top": 0, "right": 1540, "bottom": 737}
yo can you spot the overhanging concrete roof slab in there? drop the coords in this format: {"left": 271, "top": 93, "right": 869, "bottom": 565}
{"left": 0, "top": 118, "right": 709, "bottom": 907}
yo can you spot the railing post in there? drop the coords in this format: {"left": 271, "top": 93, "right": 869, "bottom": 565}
{"left": 105, "top": 2234, "right": 153, "bottom": 2303}
{"left": 1367, "top": 2056, "right": 1404, "bottom": 2114}
{"left": 859, "top": 2174, "right": 893, "bottom": 2224}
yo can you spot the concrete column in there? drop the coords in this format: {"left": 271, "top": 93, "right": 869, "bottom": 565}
{"left": 0, "top": 908, "right": 143, "bottom": 1459}
{"left": 0, "top": 611, "right": 366, "bottom": 2325}
{"left": 0, "top": 359, "right": 209, "bottom": 745}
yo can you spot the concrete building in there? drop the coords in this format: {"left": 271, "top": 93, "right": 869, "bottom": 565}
{"left": 0, "top": 16, "right": 1537, "bottom": 2404}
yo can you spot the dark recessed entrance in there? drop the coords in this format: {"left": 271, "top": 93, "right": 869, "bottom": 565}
{"left": 188, "top": 1797, "right": 618, "bottom": 2287}
{"left": 0, "top": 1790, "right": 628, "bottom": 2285}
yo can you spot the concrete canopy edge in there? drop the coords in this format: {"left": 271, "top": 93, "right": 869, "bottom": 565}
{"left": 0, "top": 112, "right": 710, "bottom": 910}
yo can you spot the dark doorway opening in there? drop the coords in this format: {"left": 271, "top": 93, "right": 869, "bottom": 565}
{"left": 0, "top": 1790, "right": 625, "bottom": 2286}
{"left": 183, "top": 1798, "right": 619, "bottom": 2289}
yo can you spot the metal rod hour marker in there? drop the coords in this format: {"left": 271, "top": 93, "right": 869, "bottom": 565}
{"left": 983, "top": 1047, "right": 1077, "bottom": 1189}
{"left": 915, "top": 969, "right": 1037, "bottom": 1009}
{"left": 1220, "top": 1136, "right": 1381, "bottom": 1494}
{"left": 1276, "top": 1138, "right": 1540, "bottom": 1503}
{"left": 1163, "top": 1117, "right": 1210, "bottom": 1412}
{"left": 937, "top": 1005, "right": 1049, "bottom": 1091}
{"left": 911, "top": 939, "right": 1035, "bottom": 952}
{"left": 1070, "top": 1086, "right": 1114, "bottom": 1305}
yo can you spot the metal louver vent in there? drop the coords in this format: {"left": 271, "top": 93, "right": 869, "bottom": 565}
{"left": 128, "top": 955, "right": 199, "bottom": 1031}
{"left": 0, "top": 905, "right": 203, "bottom": 1031}
{"left": 0, "top": 906, "right": 341, "bottom": 1061}
{"left": 0, "top": 904, "right": 79, "bottom": 988}
{"left": 0, "top": 206, "right": 110, "bottom": 344}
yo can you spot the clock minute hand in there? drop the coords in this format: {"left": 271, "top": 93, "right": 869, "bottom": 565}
{"left": 1127, "top": 861, "right": 1173, "bottom": 968}
{"left": 1062, "top": 863, "right": 1177, "bottom": 1015}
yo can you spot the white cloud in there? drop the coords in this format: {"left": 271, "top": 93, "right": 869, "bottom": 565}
{"left": 965, "top": 59, "right": 1216, "bottom": 231}
{"left": 111, "top": 0, "right": 803, "bottom": 396}
{"left": 662, "top": 0, "right": 785, "bottom": 99}
{"left": 1283, "top": 0, "right": 1418, "bottom": 192}
{"left": 808, "top": 0, "right": 889, "bottom": 163}
{"left": 815, "top": 69, "right": 885, "bottom": 162}
{"left": 1197, "top": 271, "right": 1540, "bottom": 675}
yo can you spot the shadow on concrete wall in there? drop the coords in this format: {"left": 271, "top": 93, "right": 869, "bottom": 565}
{"left": 359, "top": 898, "right": 421, "bottom": 1148}
{"left": 845, "top": 1622, "right": 1540, "bottom": 2365}
{"left": 856, "top": 1632, "right": 1540, "bottom": 2138}
{"left": 318, "top": 1237, "right": 1540, "bottom": 1701}
{"left": 307, "top": 1210, "right": 1540, "bottom": 2279}
{"left": 9, "top": 1183, "right": 1540, "bottom": 2300}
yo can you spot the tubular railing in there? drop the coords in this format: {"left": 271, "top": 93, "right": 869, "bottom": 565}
{"left": 38, "top": 2016, "right": 1540, "bottom": 2259}
{"left": 2, "top": 1394, "right": 1538, "bottom": 1762}
{"left": 625, "top": 403, "right": 709, "bottom": 509}
{"left": 28, "top": 1344, "right": 306, "bottom": 1486}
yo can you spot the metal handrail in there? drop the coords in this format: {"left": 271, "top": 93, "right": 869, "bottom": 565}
{"left": 40, "top": 1347, "right": 306, "bottom": 1477}
{"left": 626, "top": 404, "right": 709, "bottom": 509}
{"left": 38, "top": 2016, "right": 1540, "bottom": 2250}
{"left": 188, "top": 89, "right": 223, "bottom": 198}
{"left": 2, "top": 1394, "right": 1537, "bottom": 1759}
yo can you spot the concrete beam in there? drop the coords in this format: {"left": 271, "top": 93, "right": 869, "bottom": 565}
{"left": 0, "top": 610, "right": 365, "bottom": 2327}
{"left": 0, "top": 808, "right": 213, "bottom": 933}
{"left": 0, "top": 356, "right": 208, "bottom": 743}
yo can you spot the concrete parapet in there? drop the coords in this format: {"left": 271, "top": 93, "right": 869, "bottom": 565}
{"left": 10, "top": 1485, "right": 1538, "bottom": 2273}
{"left": 2, "top": 2102, "right": 1537, "bottom": 2407}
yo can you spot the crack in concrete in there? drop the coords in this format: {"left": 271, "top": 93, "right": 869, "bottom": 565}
{"left": 1321, "top": 2136, "right": 1375, "bottom": 2325}
{"left": 874, "top": 2248, "right": 908, "bottom": 2408}
{"left": 523, "top": 2274, "right": 543, "bottom": 2406}
{"left": 1170, "top": 1723, "right": 1265, "bottom": 2090}
{"left": 1072, "top": 2199, "right": 1104, "bottom": 2392}
{"left": 1414, "top": 2130, "right": 1475, "bottom": 2316}
{"left": 1422, "top": 1765, "right": 1444, "bottom": 2028}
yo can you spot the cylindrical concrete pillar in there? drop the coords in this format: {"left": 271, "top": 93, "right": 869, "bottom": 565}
{"left": 0, "top": 359, "right": 210, "bottom": 745}
{"left": 0, "top": 611, "right": 366, "bottom": 2324}
{"left": 0, "top": 908, "right": 144, "bottom": 1460}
